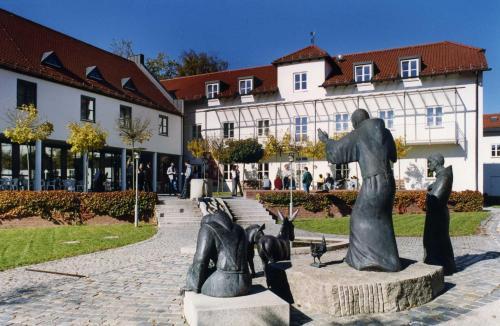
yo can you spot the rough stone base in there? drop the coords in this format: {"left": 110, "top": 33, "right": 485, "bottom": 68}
{"left": 267, "top": 258, "right": 444, "bottom": 317}
{"left": 183, "top": 285, "right": 289, "bottom": 326}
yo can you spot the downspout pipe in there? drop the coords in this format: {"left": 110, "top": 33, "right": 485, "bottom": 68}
{"left": 475, "top": 71, "right": 479, "bottom": 192}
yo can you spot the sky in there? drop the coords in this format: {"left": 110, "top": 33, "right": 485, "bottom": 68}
{"left": 1, "top": 0, "right": 499, "bottom": 112}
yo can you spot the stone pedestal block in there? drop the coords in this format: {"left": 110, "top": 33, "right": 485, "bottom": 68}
{"left": 183, "top": 286, "right": 289, "bottom": 326}
{"left": 268, "top": 258, "right": 444, "bottom": 317}
{"left": 190, "top": 179, "right": 212, "bottom": 199}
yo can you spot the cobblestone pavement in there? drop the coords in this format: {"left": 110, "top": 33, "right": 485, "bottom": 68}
{"left": 0, "top": 201, "right": 498, "bottom": 325}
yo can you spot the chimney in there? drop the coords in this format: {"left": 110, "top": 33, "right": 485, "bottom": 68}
{"left": 128, "top": 54, "right": 145, "bottom": 65}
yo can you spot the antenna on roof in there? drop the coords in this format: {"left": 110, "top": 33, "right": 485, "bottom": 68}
{"left": 310, "top": 31, "right": 316, "bottom": 45}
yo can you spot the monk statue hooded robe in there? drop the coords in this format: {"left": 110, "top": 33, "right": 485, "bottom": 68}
{"left": 318, "top": 109, "right": 401, "bottom": 272}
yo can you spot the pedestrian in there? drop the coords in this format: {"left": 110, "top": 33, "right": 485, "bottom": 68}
{"left": 144, "top": 162, "right": 152, "bottom": 192}
{"left": 262, "top": 174, "right": 271, "bottom": 190}
{"left": 316, "top": 174, "right": 325, "bottom": 190}
{"left": 235, "top": 166, "right": 244, "bottom": 196}
{"left": 302, "top": 166, "right": 312, "bottom": 193}
{"left": 167, "top": 162, "right": 177, "bottom": 195}
{"left": 283, "top": 175, "right": 290, "bottom": 190}
{"left": 231, "top": 165, "right": 243, "bottom": 196}
{"left": 179, "top": 160, "right": 192, "bottom": 199}
{"left": 137, "top": 163, "right": 145, "bottom": 191}
{"left": 325, "top": 173, "right": 334, "bottom": 190}
{"left": 274, "top": 175, "right": 283, "bottom": 190}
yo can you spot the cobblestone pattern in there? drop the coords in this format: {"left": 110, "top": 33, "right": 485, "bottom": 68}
{"left": 0, "top": 199, "right": 498, "bottom": 325}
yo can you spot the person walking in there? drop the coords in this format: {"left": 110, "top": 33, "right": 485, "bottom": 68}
{"left": 302, "top": 166, "right": 313, "bottom": 193}
{"left": 274, "top": 175, "right": 283, "bottom": 190}
{"left": 137, "top": 163, "right": 145, "bottom": 191}
{"left": 262, "top": 174, "right": 271, "bottom": 190}
{"left": 179, "top": 160, "right": 192, "bottom": 199}
{"left": 144, "top": 162, "right": 152, "bottom": 192}
{"left": 167, "top": 162, "right": 178, "bottom": 195}
{"left": 316, "top": 174, "right": 325, "bottom": 190}
{"left": 231, "top": 165, "right": 244, "bottom": 196}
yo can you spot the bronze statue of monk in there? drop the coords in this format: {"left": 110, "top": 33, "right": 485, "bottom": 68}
{"left": 318, "top": 109, "right": 401, "bottom": 272}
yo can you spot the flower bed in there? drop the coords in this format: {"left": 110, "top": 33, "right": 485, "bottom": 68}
{"left": 0, "top": 191, "right": 157, "bottom": 225}
{"left": 247, "top": 189, "right": 483, "bottom": 217}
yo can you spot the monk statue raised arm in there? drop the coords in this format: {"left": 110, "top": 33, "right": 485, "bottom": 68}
{"left": 318, "top": 109, "right": 401, "bottom": 272}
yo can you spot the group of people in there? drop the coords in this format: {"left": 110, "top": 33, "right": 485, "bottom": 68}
{"left": 260, "top": 167, "right": 348, "bottom": 193}
{"left": 164, "top": 161, "right": 192, "bottom": 199}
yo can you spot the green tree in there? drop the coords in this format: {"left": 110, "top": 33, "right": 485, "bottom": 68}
{"left": 66, "top": 122, "right": 107, "bottom": 192}
{"left": 187, "top": 138, "right": 210, "bottom": 178}
{"left": 208, "top": 136, "right": 228, "bottom": 192}
{"left": 4, "top": 104, "right": 54, "bottom": 190}
{"left": 145, "top": 52, "right": 178, "bottom": 80}
{"left": 225, "top": 138, "right": 264, "bottom": 186}
{"left": 176, "top": 49, "right": 229, "bottom": 76}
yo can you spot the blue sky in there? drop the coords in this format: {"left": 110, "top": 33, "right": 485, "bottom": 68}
{"left": 1, "top": 0, "right": 499, "bottom": 112}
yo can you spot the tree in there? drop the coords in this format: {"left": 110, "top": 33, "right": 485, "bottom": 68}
{"left": 225, "top": 139, "right": 264, "bottom": 187}
{"left": 303, "top": 141, "right": 326, "bottom": 160}
{"left": 66, "top": 122, "right": 107, "bottom": 192}
{"left": 394, "top": 136, "right": 412, "bottom": 182}
{"left": 176, "top": 49, "right": 229, "bottom": 76}
{"left": 4, "top": 104, "right": 54, "bottom": 190}
{"left": 110, "top": 39, "right": 134, "bottom": 58}
{"left": 187, "top": 138, "right": 209, "bottom": 178}
{"left": 208, "top": 136, "right": 228, "bottom": 192}
{"left": 116, "top": 116, "right": 152, "bottom": 190}
{"left": 145, "top": 52, "right": 178, "bottom": 80}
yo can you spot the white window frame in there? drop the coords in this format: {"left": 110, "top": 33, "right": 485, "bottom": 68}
{"left": 257, "top": 163, "right": 269, "bottom": 180}
{"left": 492, "top": 144, "right": 500, "bottom": 158}
{"left": 295, "top": 116, "right": 308, "bottom": 142}
{"left": 293, "top": 72, "right": 307, "bottom": 91}
{"left": 223, "top": 122, "right": 235, "bottom": 139}
{"left": 379, "top": 110, "right": 394, "bottom": 129}
{"left": 354, "top": 64, "right": 372, "bottom": 83}
{"left": 426, "top": 107, "right": 443, "bottom": 128}
{"left": 257, "top": 119, "right": 270, "bottom": 137}
{"left": 334, "top": 163, "right": 349, "bottom": 180}
{"left": 239, "top": 78, "right": 253, "bottom": 95}
{"left": 206, "top": 82, "right": 219, "bottom": 99}
{"left": 400, "top": 58, "right": 419, "bottom": 78}
{"left": 159, "top": 115, "right": 168, "bottom": 136}
{"left": 223, "top": 164, "right": 232, "bottom": 180}
{"left": 335, "top": 113, "right": 349, "bottom": 131}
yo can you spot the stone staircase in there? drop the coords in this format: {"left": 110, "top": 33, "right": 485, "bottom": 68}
{"left": 156, "top": 196, "right": 202, "bottom": 225}
{"left": 223, "top": 197, "right": 280, "bottom": 233}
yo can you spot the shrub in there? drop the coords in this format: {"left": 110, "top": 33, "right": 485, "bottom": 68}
{"left": 449, "top": 190, "right": 483, "bottom": 212}
{"left": 0, "top": 191, "right": 157, "bottom": 224}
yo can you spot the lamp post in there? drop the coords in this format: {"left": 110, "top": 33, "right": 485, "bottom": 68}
{"left": 288, "top": 152, "right": 295, "bottom": 217}
{"left": 134, "top": 151, "right": 140, "bottom": 227}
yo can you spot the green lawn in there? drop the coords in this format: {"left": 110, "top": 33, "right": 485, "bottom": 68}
{"left": 212, "top": 191, "right": 232, "bottom": 197}
{"left": 0, "top": 223, "right": 157, "bottom": 271}
{"left": 294, "top": 211, "right": 489, "bottom": 237}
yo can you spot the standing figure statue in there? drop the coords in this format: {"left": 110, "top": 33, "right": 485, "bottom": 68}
{"left": 423, "top": 154, "right": 457, "bottom": 275}
{"left": 185, "top": 200, "right": 251, "bottom": 297}
{"left": 318, "top": 109, "right": 401, "bottom": 272}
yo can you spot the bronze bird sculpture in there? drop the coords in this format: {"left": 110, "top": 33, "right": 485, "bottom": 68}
{"left": 310, "top": 235, "right": 327, "bottom": 267}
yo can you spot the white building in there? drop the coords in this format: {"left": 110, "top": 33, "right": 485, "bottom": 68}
{"left": 481, "top": 113, "right": 500, "bottom": 197}
{"left": 0, "top": 9, "right": 183, "bottom": 191}
{"left": 162, "top": 42, "right": 489, "bottom": 192}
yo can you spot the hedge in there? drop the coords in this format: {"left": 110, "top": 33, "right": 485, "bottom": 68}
{"left": 256, "top": 190, "right": 483, "bottom": 215}
{"left": 0, "top": 191, "right": 158, "bottom": 225}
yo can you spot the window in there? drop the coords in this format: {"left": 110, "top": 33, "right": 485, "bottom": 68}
{"left": 294, "top": 72, "right": 307, "bottom": 91}
{"left": 159, "top": 115, "right": 168, "bottom": 136}
{"left": 223, "top": 122, "right": 234, "bottom": 139}
{"left": 354, "top": 64, "right": 372, "bottom": 83}
{"left": 223, "top": 164, "right": 232, "bottom": 180}
{"left": 0, "top": 143, "right": 13, "bottom": 177}
{"left": 206, "top": 82, "right": 219, "bottom": 99}
{"left": 258, "top": 163, "right": 269, "bottom": 180}
{"left": 379, "top": 110, "right": 394, "bottom": 129}
{"left": 257, "top": 120, "right": 270, "bottom": 137}
{"left": 334, "top": 163, "right": 349, "bottom": 180}
{"left": 335, "top": 114, "right": 349, "bottom": 131}
{"left": 17, "top": 79, "right": 37, "bottom": 107}
{"left": 492, "top": 144, "right": 500, "bottom": 157}
{"left": 119, "top": 105, "right": 132, "bottom": 128}
{"left": 401, "top": 58, "right": 419, "bottom": 78}
{"left": 239, "top": 79, "right": 253, "bottom": 95}
{"left": 426, "top": 107, "right": 443, "bottom": 127}
{"left": 192, "top": 124, "right": 202, "bottom": 139}
{"left": 295, "top": 117, "right": 307, "bottom": 142}
{"left": 80, "top": 96, "right": 95, "bottom": 122}
{"left": 427, "top": 160, "right": 434, "bottom": 178}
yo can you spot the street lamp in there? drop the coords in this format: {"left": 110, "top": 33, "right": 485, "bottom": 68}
{"left": 288, "top": 152, "right": 295, "bottom": 217}
{"left": 134, "top": 151, "right": 140, "bottom": 227}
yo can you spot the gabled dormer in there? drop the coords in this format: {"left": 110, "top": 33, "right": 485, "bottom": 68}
{"left": 40, "top": 51, "right": 62, "bottom": 68}
{"left": 121, "top": 77, "right": 137, "bottom": 91}
{"left": 86, "top": 66, "right": 104, "bottom": 81}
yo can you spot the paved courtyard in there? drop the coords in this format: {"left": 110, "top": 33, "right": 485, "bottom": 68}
{"left": 0, "top": 199, "right": 499, "bottom": 325}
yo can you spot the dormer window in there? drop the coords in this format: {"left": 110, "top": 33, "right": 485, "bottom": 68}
{"left": 239, "top": 78, "right": 253, "bottom": 95}
{"left": 354, "top": 63, "right": 372, "bottom": 83}
{"left": 86, "top": 66, "right": 103, "bottom": 81}
{"left": 400, "top": 58, "right": 419, "bottom": 78}
{"left": 121, "top": 77, "right": 136, "bottom": 91}
{"left": 294, "top": 72, "right": 307, "bottom": 91}
{"left": 206, "top": 82, "right": 219, "bottom": 99}
{"left": 41, "top": 51, "right": 62, "bottom": 69}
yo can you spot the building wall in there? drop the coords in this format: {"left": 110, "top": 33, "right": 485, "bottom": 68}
{"left": 481, "top": 134, "right": 500, "bottom": 196}
{"left": 0, "top": 68, "right": 182, "bottom": 155}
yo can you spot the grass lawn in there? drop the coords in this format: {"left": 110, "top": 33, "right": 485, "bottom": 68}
{"left": 212, "top": 191, "right": 232, "bottom": 197}
{"left": 0, "top": 223, "right": 157, "bottom": 271}
{"left": 294, "top": 211, "right": 490, "bottom": 237}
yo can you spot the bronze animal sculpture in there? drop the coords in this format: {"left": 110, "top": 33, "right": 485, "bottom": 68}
{"left": 423, "top": 154, "right": 457, "bottom": 275}
{"left": 245, "top": 224, "right": 265, "bottom": 277}
{"left": 310, "top": 235, "right": 327, "bottom": 267}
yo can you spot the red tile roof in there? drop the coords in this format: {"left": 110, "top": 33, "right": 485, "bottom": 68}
{"left": 272, "top": 45, "right": 331, "bottom": 65}
{"left": 484, "top": 114, "right": 500, "bottom": 130}
{"left": 323, "top": 41, "right": 488, "bottom": 87}
{"left": 161, "top": 65, "right": 277, "bottom": 101}
{"left": 0, "top": 9, "right": 180, "bottom": 115}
